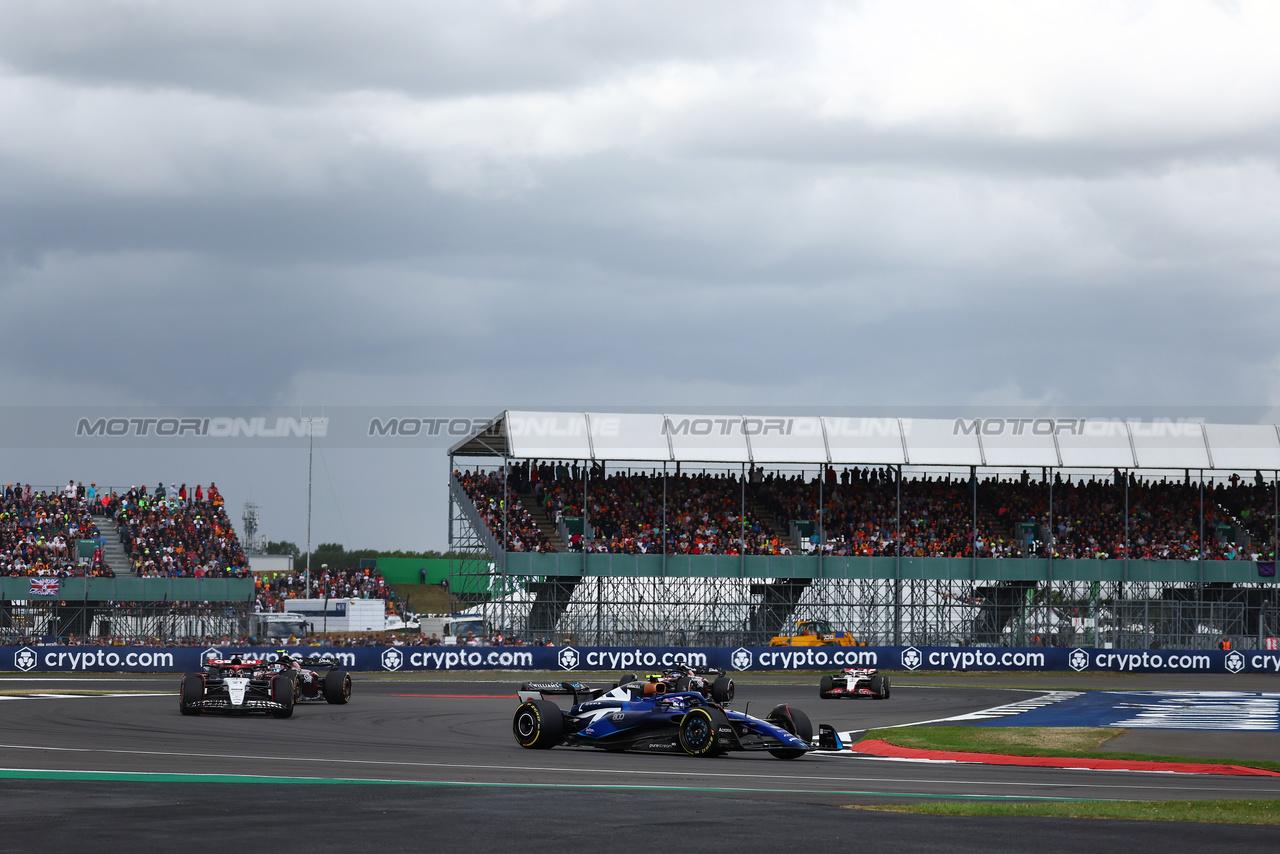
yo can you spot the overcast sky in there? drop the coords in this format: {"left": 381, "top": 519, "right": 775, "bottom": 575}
{"left": 2, "top": 1, "right": 1279, "bottom": 551}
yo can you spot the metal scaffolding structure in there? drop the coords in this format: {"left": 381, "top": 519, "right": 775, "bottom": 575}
{"left": 448, "top": 575, "right": 1280, "bottom": 651}
{"left": 0, "top": 600, "right": 251, "bottom": 644}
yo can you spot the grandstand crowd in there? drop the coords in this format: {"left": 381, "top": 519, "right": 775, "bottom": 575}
{"left": 111, "top": 482, "right": 250, "bottom": 577}
{"left": 456, "top": 463, "right": 1280, "bottom": 561}
{"left": 253, "top": 565, "right": 400, "bottom": 614}
{"left": 1, "top": 482, "right": 110, "bottom": 577}
{"left": 0, "top": 478, "right": 473, "bottom": 647}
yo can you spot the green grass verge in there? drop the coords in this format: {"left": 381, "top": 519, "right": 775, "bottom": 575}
{"left": 862, "top": 726, "right": 1280, "bottom": 773}
{"left": 848, "top": 799, "right": 1280, "bottom": 824}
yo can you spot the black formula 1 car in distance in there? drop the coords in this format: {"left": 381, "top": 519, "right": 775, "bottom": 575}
{"left": 819, "top": 668, "right": 890, "bottom": 700}
{"left": 273, "top": 651, "right": 352, "bottom": 706}
{"left": 617, "top": 661, "right": 734, "bottom": 703}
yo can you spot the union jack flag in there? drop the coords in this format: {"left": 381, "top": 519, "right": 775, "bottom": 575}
{"left": 29, "top": 578, "right": 59, "bottom": 596}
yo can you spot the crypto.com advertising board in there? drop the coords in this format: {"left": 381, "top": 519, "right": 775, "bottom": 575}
{"left": 4, "top": 645, "right": 1280, "bottom": 675}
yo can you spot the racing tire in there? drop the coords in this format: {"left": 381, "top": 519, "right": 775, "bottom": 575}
{"left": 870, "top": 674, "right": 888, "bottom": 700}
{"left": 767, "top": 705, "right": 813, "bottom": 759}
{"left": 711, "top": 676, "right": 734, "bottom": 704}
{"left": 618, "top": 673, "right": 637, "bottom": 686}
{"left": 513, "top": 699, "right": 564, "bottom": 749}
{"left": 179, "top": 672, "right": 204, "bottom": 715}
{"left": 678, "top": 707, "right": 727, "bottom": 757}
{"left": 322, "top": 670, "right": 352, "bottom": 705}
{"left": 673, "top": 676, "right": 692, "bottom": 693}
{"left": 819, "top": 674, "right": 834, "bottom": 699}
{"left": 270, "top": 674, "right": 295, "bottom": 719}
{"left": 882, "top": 676, "right": 891, "bottom": 699}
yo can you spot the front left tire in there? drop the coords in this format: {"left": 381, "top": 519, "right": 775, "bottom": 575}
{"left": 270, "top": 674, "right": 295, "bottom": 719}
{"left": 179, "top": 673, "right": 204, "bottom": 715}
{"left": 767, "top": 704, "right": 813, "bottom": 759}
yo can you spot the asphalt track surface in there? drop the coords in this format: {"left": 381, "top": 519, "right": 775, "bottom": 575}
{"left": 1, "top": 674, "right": 1278, "bottom": 852}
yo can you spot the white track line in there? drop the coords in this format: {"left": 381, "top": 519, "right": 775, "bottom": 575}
{"left": 836, "top": 690, "right": 1080, "bottom": 744}
{"left": 0, "top": 742, "right": 1273, "bottom": 795}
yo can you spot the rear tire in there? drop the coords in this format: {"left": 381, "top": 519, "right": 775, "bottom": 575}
{"left": 618, "top": 673, "right": 636, "bottom": 687}
{"left": 673, "top": 676, "right": 692, "bottom": 693}
{"left": 870, "top": 674, "right": 888, "bottom": 700}
{"left": 819, "top": 674, "right": 834, "bottom": 699}
{"left": 711, "top": 676, "right": 734, "bottom": 703}
{"left": 323, "top": 670, "right": 352, "bottom": 705}
{"left": 513, "top": 699, "right": 564, "bottom": 749}
{"left": 179, "top": 673, "right": 203, "bottom": 716}
{"left": 270, "top": 674, "right": 294, "bottom": 719}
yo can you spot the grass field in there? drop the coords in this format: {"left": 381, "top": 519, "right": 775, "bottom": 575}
{"left": 848, "top": 799, "right": 1280, "bottom": 824}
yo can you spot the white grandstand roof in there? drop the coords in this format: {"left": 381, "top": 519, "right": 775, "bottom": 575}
{"left": 449, "top": 411, "right": 1280, "bottom": 470}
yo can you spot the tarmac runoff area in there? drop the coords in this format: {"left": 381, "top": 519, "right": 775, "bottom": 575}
{"left": 1, "top": 671, "right": 1279, "bottom": 851}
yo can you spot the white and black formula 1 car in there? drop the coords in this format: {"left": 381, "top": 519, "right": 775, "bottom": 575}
{"left": 179, "top": 653, "right": 351, "bottom": 718}
{"left": 818, "top": 668, "right": 890, "bottom": 700}
{"left": 616, "top": 661, "right": 734, "bottom": 703}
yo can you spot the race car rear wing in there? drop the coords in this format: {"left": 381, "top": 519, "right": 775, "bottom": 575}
{"left": 517, "top": 681, "right": 607, "bottom": 704}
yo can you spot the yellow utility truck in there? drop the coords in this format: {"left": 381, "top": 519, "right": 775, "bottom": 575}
{"left": 769, "top": 619, "right": 859, "bottom": 647}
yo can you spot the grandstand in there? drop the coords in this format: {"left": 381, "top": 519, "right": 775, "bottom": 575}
{"left": 447, "top": 412, "right": 1280, "bottom": 649}
{"left": 0, "top": 479, "right": 407, "bottom": 643}
{"left": 0, "top": 481, "right": 259, "bottom": 642}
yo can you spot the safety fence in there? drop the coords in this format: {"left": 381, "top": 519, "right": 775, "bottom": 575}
{"left": 3, "top": 644, "right": 1278, "bottom": 675}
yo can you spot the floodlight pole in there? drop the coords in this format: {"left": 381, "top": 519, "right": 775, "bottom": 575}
{"left": 305, "top": 417, "right": 314, "bottom": 600}
{"left": 1123, "top": 469, "right": 1129, "bottom": 650}
{"left": 321, "top": 563, "right": 329, "bottom": 634}
{"left": 971, "top": 465, "right": 977, "bottom": 578}
{"left": 1199, "top": 469, "right": 1205, "bottom": 588}
{"left": 740, "top": 462, "right": 746, "bottom": 573}
{"left": 895, "top": 464, "right": 902, "bottom": 646}
{"left": 1048, "top": 469, "right": 1053, "bottom": 561}
{"left": 817, "top": 466, "right": 824, "bottom": 575}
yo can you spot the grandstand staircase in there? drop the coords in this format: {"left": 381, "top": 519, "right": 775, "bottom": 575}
{"left": 515, "top": 487, "right": 568, "bottom": 552}
{"left": 94, "top": 515, "right": 132, "bottom": 575}
{"left": 745, "top": 495, "right": 781, "bottom": 543}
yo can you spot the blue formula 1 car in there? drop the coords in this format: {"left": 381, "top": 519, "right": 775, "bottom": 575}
{"left": 512, "top": 682, "right": 838, "bottom": 759}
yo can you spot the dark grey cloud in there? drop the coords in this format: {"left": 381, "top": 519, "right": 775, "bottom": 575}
{"left": 0, "top": 1, "right": 810, "bottom": 99}
{"left": 2, "top": 0, "right": 1278, "bottom": 548}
